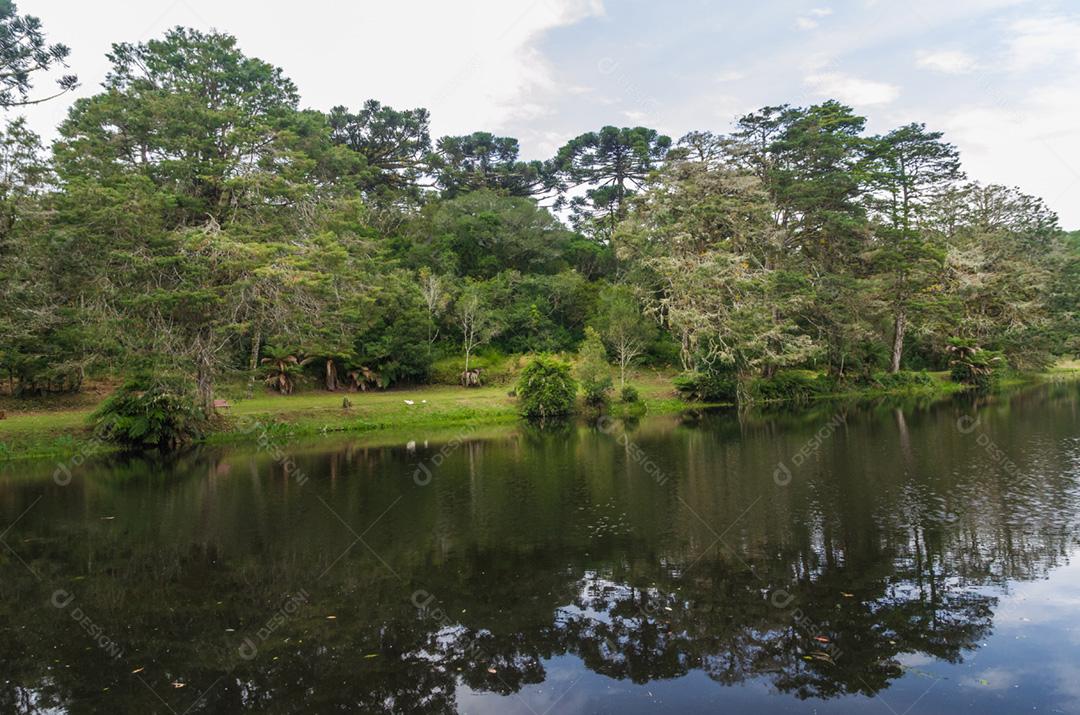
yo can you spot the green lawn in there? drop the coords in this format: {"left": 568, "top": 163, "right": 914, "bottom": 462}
{"left": 3, "top": 363, "right": 1076, "bottom": 462}
{"left": 0, "top": 370, "right": 678, "bottom": 461}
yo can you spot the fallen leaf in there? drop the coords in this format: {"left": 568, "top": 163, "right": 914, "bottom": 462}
{"left": 814, "top": 636, "right": 830, "bottom": 643}
{"left": 131, "top": 667, "right": 144, "bottom": 674}
{"left": 171, "top": 681, "right": 185, "bottom": 689}
{"left": 487, "top": 667, "right": 497, "bottom": 674}
{"left": 364, "top": 654, "right": 379, "bottom": 659}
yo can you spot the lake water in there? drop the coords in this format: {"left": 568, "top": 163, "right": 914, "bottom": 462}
{"left": 2, "top": 383, "right": 1080, "bottom": 714}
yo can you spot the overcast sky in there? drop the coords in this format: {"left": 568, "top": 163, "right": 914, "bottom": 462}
{"left": 16, "top": 0, "right": 1080, "bottom": 227}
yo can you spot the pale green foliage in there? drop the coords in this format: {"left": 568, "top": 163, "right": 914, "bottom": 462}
{"left": 576, "top": 327, "right": 612, "bottom": 409}
{"left": 593, "top": 285, "right": 652, "bottom": 387}
{"left": 621, "top": 159, "right": 818, "bottom": 384}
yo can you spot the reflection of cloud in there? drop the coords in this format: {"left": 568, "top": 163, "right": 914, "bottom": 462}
{"left": 895, "top": 652, "right": 935, "bottom": 668}
{"left": 964, "top": 666, "right": 1018, "bottom": 690}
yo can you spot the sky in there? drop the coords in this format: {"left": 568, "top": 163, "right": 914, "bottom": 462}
{"left": 15, "top": 0, "right": 1080, "bottom": 227}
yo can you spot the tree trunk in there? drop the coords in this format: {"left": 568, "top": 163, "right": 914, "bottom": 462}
{"left": 248, "top": 328, "right": 262, "bottom": 371}
{"left": 325, "top": 359, "right": 337, "bottom": 391}
{"left": 248, "top": 327, "right": 261, "bottom": 396}
{"left": 890, "top": 308, "right": 906, "bottom": 374}
{"left": 196, "top": 356, "right": 214, "bottom": 417}
{"left": 679, "top": 331, "right": 694, "bottom": 372}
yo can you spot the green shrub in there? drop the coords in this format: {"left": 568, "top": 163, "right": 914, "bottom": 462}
{"left": 517, "top": 356, "right": 578, "bottom": 420}
{"left": 673, "top": 368, "right": 738, "bottom": 403}
{"left": 843, "top": 340, "right": 889, "bottom": 383}
{"left": 872, "top": 370, "right": 935, "bottom": 390}
{"left": 620, "top": 385, "right": 640, "bottom": 403}
{"left": 750, "top": 370, "right": 827, "bottom": 403}
{"left": 91, "top": 374, "right": 209, "bottom": 451}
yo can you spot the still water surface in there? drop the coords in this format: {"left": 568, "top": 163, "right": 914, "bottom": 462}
{"left": 2, "top": 383, "right": 1080, "bottom": 713}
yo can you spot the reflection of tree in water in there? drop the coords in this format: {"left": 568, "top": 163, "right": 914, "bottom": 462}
{"left": 1, "top": 384, "right": 1078, "bottom": 712}
{"left": 402, "top": 544, "right": 997, "bottom": 704}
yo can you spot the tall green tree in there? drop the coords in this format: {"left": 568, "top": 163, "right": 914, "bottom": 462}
{"left": 0, "top": 119, "right": 89, "bottom": 394}
{"left": 430, "top": 132, "right": 553, "bottom": 199}
{"left": 868, "top": 123, "right": 963, "bottom": 372}
{"left": 328, "top": 100, "right": 431, "bottom": 201}
{"left": 737, "top": 102, "right": 874, "bottom": 375}
{"left": 0, "top": 0, "right": 77, "bottom": 108}
{"left": 934, "top": 183, "right": 1063, "bottom": 369}
{"left": 618, "top": 158, "right": 816, "bottom": 393}
{"left": 553, "top": 126, "right": 671, "bottom": 241}
{"left": 51, "top": 28, "right": 328, "bottom": 411}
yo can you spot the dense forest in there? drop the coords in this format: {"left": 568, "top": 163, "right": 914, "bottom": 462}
{"left": 1, "top": 11, "right": 1077, "bottom": 415}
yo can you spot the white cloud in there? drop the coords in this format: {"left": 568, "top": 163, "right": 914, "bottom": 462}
{"left": 17, "top": 0, "right": 606, "bottom": 140}
{"left": 916, "top": 49, "right": 978, "bottom": 74}
{"left": 796, "top": 7, "right": 833, "bottom": 30}
{"left": 941, "top": 80, "right": 1080, "bottom": 226}
{"left": 804, "top": 72, "right": 900, "bottom": 105}
{"left": 1007, "top": 15, "right": 1080, "bottom": 71}
{"left": 715, "top": 69, "right": 746, "bottom": 82}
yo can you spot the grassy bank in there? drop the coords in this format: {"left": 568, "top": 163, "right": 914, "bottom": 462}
{"left": 0, "top": 370, "right": 682, "bottom": 461}
{"left": 3, "top": 364, "right": 1077, "bottom": 463}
